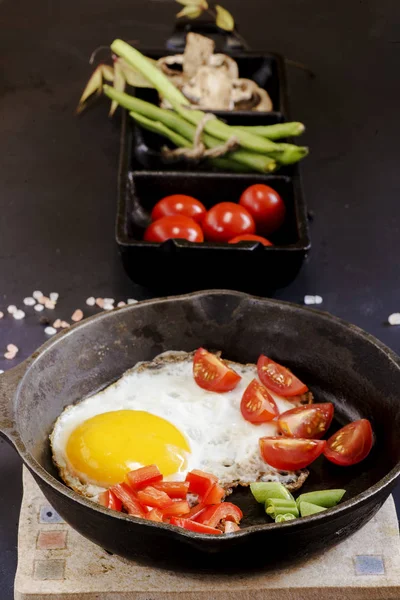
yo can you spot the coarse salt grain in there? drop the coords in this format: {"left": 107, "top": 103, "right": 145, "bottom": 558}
{"left": 23, "top": 297, "right": 36, "bottom": 306}
{"left": 103, "top": 303, "right": 114, "bottom": 311}
{"left": 49, "top": 293, "right": 59, "bottom": 303}
{"left": 0, "top": 312, "right": 3, "bottom": 319}
{"left": 44, "top": 326, "right": 57, "bottom": 335}
{"left": 53, "top": 319, "right": 62, "bottom": 329}
{"left": 7, "top": 305, "right": 17, "bottom": 314}
{"left": 71, "top": 309, "right": 83, "bottom": 322}
{"left": 38, "top": 296, "right": 49, "bottom": 305}
{"left": 45, "top": 300, "right": 55, "bottom": 310}
{"left": 13, "top": 309, "right": 25, "bottom": 320}
{"left": 86, "top": 297, "right": 96, "bottom": 306}
{"left": 33, "top": 291, "right": 43, "bottom": 300}
{"left": 388, "top": 313, "right": 400, "bottom": 325}
{"left": 0, "top": 370, "right": 4, "bottom": 374}
{"left": 127, "top": 299, "right": 137, "bottom": 305}
{"left": 60, "top": 321, "right": 70, "bottom": 328}
{"left": 34, "top": 304, "right": 44, "bottom": 312}
{"left": 103, "top": 298, "right": 114, "bottom": 304}
{"left": 4, "top": 351, "right": 16, "bottom": 360}
{"left": 7, "top": 344, "right": 18, "bottom": 353}
{"left": 304, "top": 295, "right": 323, "bottom": 305}
{"left": 95, "top": 298, "right": 104, "bottom": 308}
{"left": 117, "top": 301, "right": 126, "bottom": 308}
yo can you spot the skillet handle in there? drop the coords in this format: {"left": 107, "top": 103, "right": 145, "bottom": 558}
{"left": 0, "top": 359, "right": 32, "bottom": 445}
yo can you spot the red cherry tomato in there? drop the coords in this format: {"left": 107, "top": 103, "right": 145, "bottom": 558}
{"left": 240, "top": 379, "right": 278, "bottom": 423}
{"left": 278, "top": 403, "right": 334, "bottom": 439}
{"left": 239, "top": 184, "right": 286, "bottom": 235}
{"left": 202, "top": 202, "right": 255, "bottom": 243}
{"left": 151, "top": 194, "right": 206, "bottom": 224}
{"left": 259, "top": 437, "right": 326, "bottom": 470}
{"left": 323, "top": 419, "right": 373, "bottom": 466}
{"left": 193, "top": 348, "right": 241, "bottom": 392}
{"left": 257, "top": 355, "right": 308, "bottom": 397}
{"left": 144, "top": 215, "right": 204, "bottom": 243}
{"left": 229, "top": 234, "right": 273, "bottom": 246}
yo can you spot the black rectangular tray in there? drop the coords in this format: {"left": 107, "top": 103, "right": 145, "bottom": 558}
{"left": 116, "top": 26, "right": 310, "bottom": 294}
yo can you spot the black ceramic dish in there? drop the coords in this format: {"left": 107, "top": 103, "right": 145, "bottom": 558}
{"left": 117, "top": 115, "right": 310, "bottom": 293}
{"left": 116, "top": 24, "right": 309, "bottom": 293}
{"left": 1, "top": 291, "right": 400, "bottom": 570}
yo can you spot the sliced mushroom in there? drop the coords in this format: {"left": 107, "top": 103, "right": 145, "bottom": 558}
{"left": 157, "top": 55, "right": 185, "bottom": 89}
{"left": 182, "top": 66, "right": 233, "bottom": 110}
{"left": 183, "top": 33, "right": 215, "bottom": 79}
{"left": 232, "top": 78, "right": 273, "bottom": 111}
{"left": 209, "top": 54, "right": 239, "bottom": 80}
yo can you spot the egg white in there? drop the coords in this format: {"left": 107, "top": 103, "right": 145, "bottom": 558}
{"left": 50, "top": 351, "right": 308, "bottom": 499}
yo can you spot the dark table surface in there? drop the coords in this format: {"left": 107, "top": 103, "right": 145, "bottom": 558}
{"left": 1, "top": 0, "right": 400, "bottom": 596}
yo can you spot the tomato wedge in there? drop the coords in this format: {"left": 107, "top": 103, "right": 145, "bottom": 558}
{"left": 193, "top": 348, "right": 241, "bottom": 393}
{"left": 98, "top": 490, "right": 122, "bottom": 512}
{"left": 137, "top": 486, "right": 173, "bottom": 509}
{"left": 196, "top": 503, "right": 243, "bottom": 527}
{"left": 147, "top": 508, "right": 164, "bottom": 522}
{"left": 224, "top": 521, "right": 241, "bottom": 533}
{"left": 170, "top": 517, "right": 222, "bottom": 535}
{"left": 153, "top": 481, "right": 190, "bottom": 499}
{"left": 324, "top": 419, "right": 373, "bottom": 466}
{"left": 259, "top": 437, "right": 326, "bottom": 470}
{"left": 240, "top": 379, "right": 278, "bottom": 423}
{"left": 186, "top": 470, "right": 218, "bottom": 497}
{"left": 257, "top": 355, "right": 308, "bottom": 397}
{"left": 126, "top": 465, "right": 162, "bottom": 490}
{"left": 203, "top": 483, "right": 225, "bottom": 505}
{"left": 161, "top": 500, "right": 191, "bottom": 518}
{"left": 110, "top": 483, "right": 146, "bottom": 517}
{"left": 278, "top": 403, "right": 334, "bottom": 439}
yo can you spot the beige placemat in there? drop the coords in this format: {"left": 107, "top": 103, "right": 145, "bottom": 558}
{"left": 15, "top": 467, "right": 400, "bottom": 599}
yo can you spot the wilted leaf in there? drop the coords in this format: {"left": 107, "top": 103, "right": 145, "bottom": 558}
{"left": 215, "top": 4, "right": 235, "bottom": 31}
{"left": 102, "top": 64, "right": 115, "bottom": 82}
{"left": 118, "top": 58, "right": 155, "bottom": 88}
{"left": 76, "top": 66, "right": 105, "bottom": 114}
{"left": 109, "top": 61, "right": 126, "bottom": 116}
{"left": 176, "top": 5, "right": 202, "bottom": 18}
{"left": 176, "top": 0, "right": 207, "bottom": 6}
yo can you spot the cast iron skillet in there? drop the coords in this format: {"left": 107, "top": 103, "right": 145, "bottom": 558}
{"left": 1, "top": 290, "right": 400, "bottom": 570}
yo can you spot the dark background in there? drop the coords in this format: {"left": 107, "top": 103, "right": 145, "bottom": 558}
{"left": 1, "top": 0, "right": 399, "bottom": 596}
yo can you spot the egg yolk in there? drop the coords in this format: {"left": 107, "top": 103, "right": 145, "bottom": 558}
{"left": 65, "top": 410, "right": 190, "bottom": 487}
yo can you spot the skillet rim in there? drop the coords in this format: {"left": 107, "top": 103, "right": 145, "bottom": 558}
{"left": 6, "top": 289, "right": 400, "bottom": 543}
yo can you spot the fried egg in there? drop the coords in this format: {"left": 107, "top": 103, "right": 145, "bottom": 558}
{"left": 50, "top": 351, "right": 309, "bottom": 499}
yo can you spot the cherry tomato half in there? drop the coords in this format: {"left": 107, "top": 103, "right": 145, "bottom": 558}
{"left": 259, "top": 437, "right": 326, "bottom": 470}
{"left": 151, "top": 194, "right": 206, "bottom": 224}
{"left": 193, "top": 348, "right": 241, "bottom": 392}
{"left": 239, "top": 184, "right": 286, "bottom": 235}
{"left": 240, "top": 379, "right": 278, "bottom": 423}
{"left": 257, "top": 355, "right": 308, "bottom": 397}
{"left": 202, "top": 202, "right": 255, "bottom": 243}
{"left": 323, "top": 419, "right": 373, "bottom": 466}
{"left": 229, "top": 234, "right": 273, "bottom": 246}
{"left": 144, "top": 215, "right": 204, "bottom": 243}
{"left": 278, "top": 403, "right": 334, "bottom": 439}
